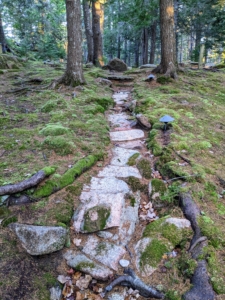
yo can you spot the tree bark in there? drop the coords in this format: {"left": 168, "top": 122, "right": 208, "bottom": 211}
{"left": 0, "top": 12, "right": 7, "bottom": 53}
{"left": 92, "top": 0, "right": 104, "bottom": 66}
{"left": 83, "top": 0, "right": 93, "bottom": 63}
{"left": 142, "top": 28, "right": 148, "bottom": 64}
{"left": 55, "top": 0, "right": 85, "bottom": 87}
{"left": 153, "top": 0, "right": 177, "bottom": 78}
{"left": 149, "top": 21, "right": 157, "bottom": 64}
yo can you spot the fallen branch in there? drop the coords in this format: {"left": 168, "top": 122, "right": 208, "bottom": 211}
{"left": 103, "top": 268, "right": 164, "bottom": 299}
{"left": 0, "top": 167, "right": 55, "bottom": 196}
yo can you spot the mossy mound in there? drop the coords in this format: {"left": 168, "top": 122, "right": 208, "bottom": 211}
{"left": 0, "top": 54, "right": 24, "bottom": 70}
{"left": 42, "top": 136, "right": 75, "bottom": 155}
{"left": 140, "top": 238, "right": 170, "bottom": 268}
{"left": 137, "top": 158, "right": 152, "bottom": 179}
{"left": 147, "top": 129, "right": 163, "bottom": 156}
{"left": 149, "top": 179, "right": 167, "bottom": 203}
{"left": 125, "top": 176, "right": 148, "bottom": 193}
{"left": 39, "top": 124, "right": 71, "bottom": 136}
{"left": 41, "top": 98, "right": 67, "bottom": 113}
{"left": 83, "top": 206, "right": 111, "bottom": 232}
{"left": 143, "top": 216, "right": 191, "bottom": 248}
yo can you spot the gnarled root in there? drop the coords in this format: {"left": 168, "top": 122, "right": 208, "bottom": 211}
{"left": 103, "top": 268, "right": 164, "bottom": 299}
{"left": 179, "top": 193, "right": 215, "bottom": 300}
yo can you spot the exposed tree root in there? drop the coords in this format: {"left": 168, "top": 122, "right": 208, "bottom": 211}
{"left": 172, "top": 148, "right": 193, "bottom": 166}
{"left": 0, "top": 170, "right": 49, "bottom": 196}
{"left": 103, "top": 268, "right": 164, "bottom": 299}
{"left": 179, "top": 192, "right": 215, "bottom": 300}
{"left": 50, "top": 72, "right": 86, "bottom": 89}
{"left": 152, "top": 62, "right": 178, "bottom": 79}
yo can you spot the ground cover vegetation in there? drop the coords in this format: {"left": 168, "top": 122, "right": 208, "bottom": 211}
{"left": 0, "top": 0, "right": 225, "bottom": 299}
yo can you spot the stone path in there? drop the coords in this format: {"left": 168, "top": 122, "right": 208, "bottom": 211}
{"left": 63, "top": 89, "right": 192, "bottom": 299}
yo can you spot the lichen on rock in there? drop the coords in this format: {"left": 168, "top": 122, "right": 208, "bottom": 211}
{"left": 83, "top": 205, "right": 111, "bottom": 232}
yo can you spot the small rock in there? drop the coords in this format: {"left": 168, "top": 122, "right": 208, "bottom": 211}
{"left": 57, "top": 275, "right": 70, "bottom": 284}
{"left": 86, "top": 62, "right": 94, "bottom": 68}
{"left": 73, "top": 238, "right": 82, "bottom": 246}
{"left": 136, "top": 114, "right": 151, "bottom": 130}
{"left": 50, "top": 286, "right": 62, "bottom": 300}
{"left": 9, "top": 223, "right": 68, "bottom": 255}
{"left": 96, "top": 77, "right": 112, "bottom": 87}
{"left": 119, "top": 259, "right": 130, "bottom": 267}
{"left": 108, "top": 58, "right": 128, "bottom": 72}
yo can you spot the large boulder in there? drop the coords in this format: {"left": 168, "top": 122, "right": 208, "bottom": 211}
{"left": 9, "top": 223, "right": 68, "bottom": 255}
{"left": 108, "top": 58, "right": 128, "bottom": 72}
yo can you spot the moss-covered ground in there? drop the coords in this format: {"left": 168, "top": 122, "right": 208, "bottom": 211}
{"left": 1, "top": 59, "right": 225, "bottom": 299}
{"left": 132, "top": 67, "right": 225, "bottom": 299}
{"left": 0, "top": 59, "right": 113, "bottom": 299}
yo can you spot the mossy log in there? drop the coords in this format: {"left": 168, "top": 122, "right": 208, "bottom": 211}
{"left": 33, "top": 154, "right": 101, "bottom": 199}
{"left": 103, "top": 268, "right": 164, "bottom": 299}
{"left": 0, "top": 167, "right": 55, "bottom": 196}
{"left": 179, "top": 192, "right": 215, "bottom": 300}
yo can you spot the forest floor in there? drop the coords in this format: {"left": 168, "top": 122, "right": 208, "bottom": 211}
{"left": 0, "top": 59, "right": 225, "bottom": 300}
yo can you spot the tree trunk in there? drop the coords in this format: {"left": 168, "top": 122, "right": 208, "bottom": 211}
{"left": 135, "top": 40, "right": 140, "bottom": 67}
{"left": 124, "top": 39, "right": 127, "bottom": 64}
{"left": 194, "top": 24, "right": 202, "bottom": 62}
{"left": 117, "top": 35, "right": 121, "bottom": 59}
{"left": 0, "top": 12, "right": 7, "bottom": 53}
{"left": 153, "top": 0, "right": 177, "bottom": 78}
{"left": 55, "top": 0, "right": 85, "bottom": 87}
{"left": 92, "top": 0, "right": 104, "bottom": 66}
{"left": 149, "top": 21, "right": 157, "bottom": 64}
{"left": 83, "top": 0, "right": 93, "bottom": 63}
{"left": 142, "top": 28, "right": 148, "bottom": 64}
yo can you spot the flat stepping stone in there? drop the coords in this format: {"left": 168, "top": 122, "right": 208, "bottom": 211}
{"left": 110, "top": 147, "right": 140, "bottom": 166}
{"left": 73, "top": 192, "right": 125, "bottom": 232}
{"left": 117, "top": 193, "right": 140, "bottom": 245}
{"left": 118, "top": 140, "right": 145, "bottom": 150}
{"left": 64, "top": 250, "right": 113, "bottom": 281}
{"left": 108, "top": 113, "right": 132, "bottom": 128}
{"left": 104, "top": 75, "right": 134, "bottom": 81}
{"left": 83, "top": 177, "right": 130, "bottom": 194}
{"left": 98, "top": 165, "right": 141, "bottom": 178}
{"left": 82, "top": 236, "right": 126, "bottom": 271}
{"left": 112, "top": 92, "right": 129, "bottom": 105}
{"left": 110, "top": 130, "right": 144, "bottom": 141}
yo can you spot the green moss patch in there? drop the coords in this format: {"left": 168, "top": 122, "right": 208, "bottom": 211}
{"left": 140, "top": 239, "right": 169, "bottom": 267}
{"left": 125, "top": 176, "right": 148, "bottom": 193}
{"left": 39, "top": 124, "right": 71, "bottom": 136}
{"left": 127, "top": 153, "right": 140, "bottom": 166}
{"left": 137, "top": 158, "right": 152, "bottom": 179}
{"left": 83, "top": 206, "right": 110, "bottom": 232}
{"left": 33, "top": 154, "right": 101, "bottom": 198}
{"left": 42, "top": 136, "right": 75, "bottom": 155}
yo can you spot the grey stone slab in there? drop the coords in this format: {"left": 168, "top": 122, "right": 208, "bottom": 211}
{"left": 134, "top": 237, "right": 157, "bottom": 277}
{"left": 118, "top": 191, "right": 140, "bottom": 245}
{"left": 110, "top": 147, "right": 140, "bottom": 166}
{"left": 117, "top": 140, "right": 145, "bottom": 150}
{"left": 9, "top": 223, "right": 67, "bottom": 255}
{"left": 64, "top": 250, "right": 113, "bottom": 281}
{"left": 110, "top": 130, "right": 144, "bottom": 142}
{"left": 73, "top": 192, "right": 125, "bottom": 232}
{"left": 83, "top": 177, "right": 130, "bottom": 194}
{"left": 82, "top": 236, "right": 126, "bottom": 271}
{"left": 98, "top": 165, "right": 141, "bottom": 178}
{"left": 164, "top": 217, "right": 191, "bottom": 229}
{"left": 112, "top": 92, "right": 129, "bottom": 105}
{"left": 108, "top": 113, "right": 132, "bottom": 128}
